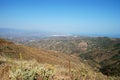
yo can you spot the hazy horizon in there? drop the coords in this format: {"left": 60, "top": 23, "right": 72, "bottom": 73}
{"left": 0, "top": 0, "right": 120, "bottom": 37}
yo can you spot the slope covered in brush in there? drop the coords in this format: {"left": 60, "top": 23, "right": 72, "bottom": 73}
{"left": 24, "top": 36, "right": 120, "bottom": 76}
{"left": 0, "top": 38, "right": 81, "bottom": 66}
{"left": 0, "top": 38, "right": 114, "bottom": 80}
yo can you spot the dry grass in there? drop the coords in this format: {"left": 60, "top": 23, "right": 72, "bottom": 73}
{"left": 0, "top": 56, "right": 119, "bottom": 80}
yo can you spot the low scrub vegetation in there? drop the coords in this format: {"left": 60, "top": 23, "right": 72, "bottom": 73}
{"left": 0, "top": 56, "right": 120, "bottom": 80}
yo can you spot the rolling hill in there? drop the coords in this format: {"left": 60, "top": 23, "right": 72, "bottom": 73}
{"left": 0, "top": 38, "right": 113, "bottom": 80}
{"left": 24, "top": 36, "right": 120, "bottom": 77}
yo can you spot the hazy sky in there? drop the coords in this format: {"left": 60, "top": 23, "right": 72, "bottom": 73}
{"left": 0, "top": 0, "right": 120, "bottom": 35}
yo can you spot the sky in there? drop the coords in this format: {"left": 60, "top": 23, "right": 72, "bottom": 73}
{"left": 0, "top": 0, "right": 120, "bottom": 36}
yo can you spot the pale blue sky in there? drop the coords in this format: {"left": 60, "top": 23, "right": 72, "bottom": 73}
{"left": 0, "top": 0, "right": 120, "bottom": 36}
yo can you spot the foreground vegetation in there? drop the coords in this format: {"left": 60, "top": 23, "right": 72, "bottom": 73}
{"left": 0, "top": 56, "right": 120, "bottom": 80}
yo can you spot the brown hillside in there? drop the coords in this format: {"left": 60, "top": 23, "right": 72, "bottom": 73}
{"left": 24, "top": 37, "right": 120, "bottom": 76}
{"left": 0, "top": 38, "right": 119, "bottom": 80}
{"left": 0, "top": 39, "right": 80, "bottom": 67}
